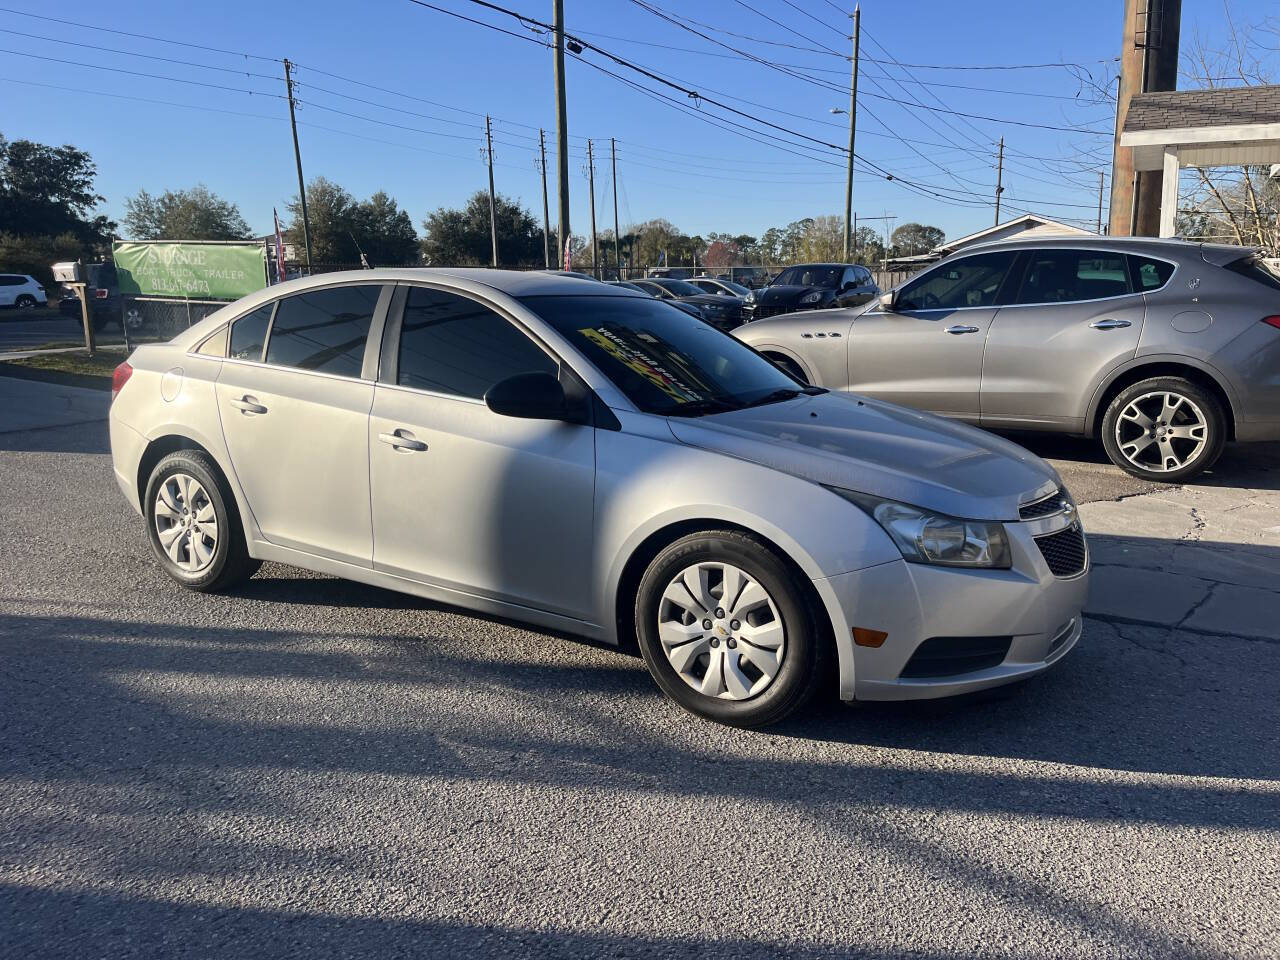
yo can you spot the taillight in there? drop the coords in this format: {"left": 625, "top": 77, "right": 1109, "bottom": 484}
{"left": 1263, "top": 316, "right": 1280, "bottom": 331}
{"left": 93, "top": 287, "right": 109, "bottom": 299}
{"left": 111, "top": 362, "right": 133, "bottom": 401}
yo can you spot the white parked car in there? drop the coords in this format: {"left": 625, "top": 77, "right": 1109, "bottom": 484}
{"left": 0, "top": 273, "right": 47, "bottom": 309}
{"left": 108, "top": 269, "right": 1087, "bottom": 727}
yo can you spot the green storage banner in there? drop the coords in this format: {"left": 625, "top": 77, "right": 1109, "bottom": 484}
{"left": 112, "top": 241, "right": 267, "bottom": 300}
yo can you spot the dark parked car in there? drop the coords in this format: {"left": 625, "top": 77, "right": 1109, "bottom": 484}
{"left": 745, "top": 263, "right": 879, "bottom": 321}
{"left": 646, "top": 267, "right": 696, "bottom": 280}
{"left": 690, "top": 277, "right": 752, "bottom": 299}
{"left": 631, "top": 278, "right": 745, "bottom": 331}
{"left": 725, "top": 266, "right": 771, "bottom": 289}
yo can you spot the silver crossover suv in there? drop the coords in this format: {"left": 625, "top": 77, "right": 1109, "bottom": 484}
{"left": 736, "top": 238, "right": 1280, "bottom": 481}
{"left": 109, "top": 270, "right": 1086, "bottom": 727}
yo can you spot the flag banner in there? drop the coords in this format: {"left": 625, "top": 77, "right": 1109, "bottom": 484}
{"left": 112, "top": 241, "right": 268, "bottom": 300}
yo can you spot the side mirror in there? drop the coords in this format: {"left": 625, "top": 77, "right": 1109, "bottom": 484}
{"left": 485, "top": 372, "right": 576, "bottom": 422}
{"left": 878, "top": 291, "right": 895, "bottom": 311}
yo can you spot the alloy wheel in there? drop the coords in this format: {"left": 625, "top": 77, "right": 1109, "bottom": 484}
{"left": 1114, "top": 390, "right": 1209, "bottom": 474}
{"left": 153, "top": 473, "right": 219, "bottom": 573}
{"left": 657, "top": 561, "right": 786, "bottom": 701}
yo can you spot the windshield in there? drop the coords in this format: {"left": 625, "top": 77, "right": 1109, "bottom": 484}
{"left": 651, "top": 278, "right": 704, "bottom": 297}
{"left": 772, "top": 265, "right": 841, "bottom": 288}
{"left": 520, "top": 294, "right": 805, "bottom": 416}
{"left": 720, "top": 280, "right": 750, "bottom": 296}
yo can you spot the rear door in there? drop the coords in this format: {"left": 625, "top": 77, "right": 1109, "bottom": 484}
{"left": 845, "top": 251, "right": 1019, "bottom": 421}
{"left": 215, "top": 282, "right": 388, "bottom": 565}
{"left": 368, "top": 284, "right": 597, "bottom": 620}
{"left": 981, "top": 248, "right": 1144, "bottom": 430}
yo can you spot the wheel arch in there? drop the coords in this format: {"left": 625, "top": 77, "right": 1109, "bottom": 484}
{"left": 136, "top": 432, "right": 256, "bottom": 542}
{"left": 1087, "top": 358, "right": 1238, "bottom": 441}
{"left": 755, "top": 344, "right": 817, "bottom": 385}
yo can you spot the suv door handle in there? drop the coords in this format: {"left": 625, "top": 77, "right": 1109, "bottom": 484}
{"left": 944, "top": 325, "right": 980, "bottom": 335}
{"left": 1090, "top": 318, "right": 1132, "bottom": 329}
{"left": 228, "top": 395, "right": 267, "bottom": 415}
{"left": 378, "top": 429, "right": 427, "bottom": 452}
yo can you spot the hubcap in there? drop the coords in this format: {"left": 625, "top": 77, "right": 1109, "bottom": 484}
{"left": 1115, "top": 391, "right": 1208, "bottom": 474}
{"left": 153, "top": 473, "right": 218, "bottom": 573}
{"left": 657, "top": 561, "right": 785, "bottom": 701}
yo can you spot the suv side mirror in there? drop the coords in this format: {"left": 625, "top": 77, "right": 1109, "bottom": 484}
{"left": 485, "top": 371, "right": 590, "bottom": 424}
{"left": 878, "top": 291, "right": 895, "bottom": 311}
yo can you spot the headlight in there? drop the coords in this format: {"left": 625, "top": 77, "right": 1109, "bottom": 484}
{"left": 827, "top": 488, "right": 1011, "bottom": 568}
{"left": 745, "top": 291, "right": 756, "bottom": 303}
{"left": 800, "top": 291, "right": 824, "bottom": 304}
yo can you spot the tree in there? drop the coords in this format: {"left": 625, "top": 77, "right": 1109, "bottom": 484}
{"left": 0, "top": 231, "right": 84, "bottom": 291}
{"left": 123, "top": 184, "right": 251, "bottom": 241}
{"left": 286, "top": 177, "right": 420, "bottom": 265}
{"left": 420, "top": 191, "right": 543, "bottom": 266}
{"left": 0, "top": 134, "right": 114, "bottom": 245}
{"left": 851, "top": 225, "right": 885, "bottom": 266}
{"left": 797, "top": 215, "right": 844, "bottom": 262}
{"left": 890, "top": 223, "right": 945, "bottom": 257}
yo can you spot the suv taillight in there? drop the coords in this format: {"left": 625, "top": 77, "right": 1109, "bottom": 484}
{"left": 1263, "top": 316, "right": 1280, "bottom": 331}
{"left": 94, "top": 287, "right": 109, "bottom": 299}
{"left": 111, "top": 362, "right": 133, "bottom": 401}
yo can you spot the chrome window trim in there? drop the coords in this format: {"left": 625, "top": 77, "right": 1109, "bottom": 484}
{"left": 218, "top": 353, "right": 376, "bottom": 386}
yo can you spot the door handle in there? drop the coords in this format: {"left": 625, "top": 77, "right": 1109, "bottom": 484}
{"left": 944, "top": 325, "right": 980, "bottom": 335}
{"left": 378, "top": 429, "right": 427, "bottom": 452}
{"left": 228, "top": 395, "right": 267, "bottom": 415}
{"left": 1090, "top": 318, "right": 1132, "bottom": 329}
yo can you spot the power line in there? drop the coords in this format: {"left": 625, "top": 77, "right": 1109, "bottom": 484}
{"left": 0, "top": 47, "right": 284, "bottom": 99}
{"left": 0, "top": 27, "right": 282, "bottom": 80}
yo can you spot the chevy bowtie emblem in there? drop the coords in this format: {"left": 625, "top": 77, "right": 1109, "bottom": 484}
{"left": 716, "top": 624, "right": 729, "bottom": 636}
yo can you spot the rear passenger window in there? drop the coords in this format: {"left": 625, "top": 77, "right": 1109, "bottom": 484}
{"left": 396, "top": 287, "right": 557, "bottom": 399}
{"left": 1017, "top": 250, "right": 1131, "bottom": 304}
{"left": 229, "top": 304, "right": 273, "bottom": 361}
{"left": 265, "top": 285, "right": 382, "bottom": 378}
{"left": 1129, "top": 255, "right": 1177, "bottom": 291}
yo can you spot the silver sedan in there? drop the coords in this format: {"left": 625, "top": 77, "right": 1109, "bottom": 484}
{"left": 735, "top": 237, "right": 1280, "bottom": 481}
{"left": 109, "top": 269, "right": 1086, "bottom": 727}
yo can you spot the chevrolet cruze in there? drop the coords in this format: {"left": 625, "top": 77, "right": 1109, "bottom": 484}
{"left": 109, "top": 270, "right": 1087, "bottom": 727}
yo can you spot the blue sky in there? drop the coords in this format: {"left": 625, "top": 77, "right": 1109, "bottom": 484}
{"left": 0, "top": 0, "right": 1252, "bottom": 247}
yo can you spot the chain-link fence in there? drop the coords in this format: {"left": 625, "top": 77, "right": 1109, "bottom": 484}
{"left": 117, "top": 296, "right": 233, "bottom": 343}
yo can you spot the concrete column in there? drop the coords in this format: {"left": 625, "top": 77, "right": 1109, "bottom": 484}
{"left": 1159, "top": 146, "right": 1180, "bottom": 238}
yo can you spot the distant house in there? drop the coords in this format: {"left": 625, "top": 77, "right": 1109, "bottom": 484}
{"left": 882, "top": 214, "right": 1093, "bottom": 271}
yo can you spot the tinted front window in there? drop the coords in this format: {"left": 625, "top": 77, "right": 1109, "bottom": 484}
{"left": 774, "top": 265, "right": 842, "bottom": 288}
{"left": 397, "top": 287, "right": 557, "bottom": 399}
{"left": 652, "top": 278, "right": 703, "bottom": 297}
{"left": 229, "top": 304, "right": 273, "bottom": 361}
{"left": 521, "top": 294, "right": 800, "bottom": 416}
{"left": 896, "top": 252, "right": 1016, "bottom": 311}
{"left": 265, "top": 285, "right": 381, "bottom": 377}
{"left": 1017, "top": 250, "right": 1131, "bottom": 304}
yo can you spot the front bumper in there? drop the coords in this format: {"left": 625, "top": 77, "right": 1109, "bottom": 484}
{"left": 816, "top": 518, "right": 1089, "bottom": 701}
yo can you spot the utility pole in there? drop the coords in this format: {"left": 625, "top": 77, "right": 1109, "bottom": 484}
{"left": 485, "top": 115, "right": 498, "bottom": 267}
{"left": 283, "top": 59, "right": 312, "bottom": 275}
{"left": 1096, "top": 171, "right": 1106, "bottom": 234}
{"left": 553, "top": 0, "right": 571, "bottom": 267}
{"left": 1110, "top": 0, "right": 1182, "bottom": 235}
{"left": 611, "top": 137, "right": 621, "bottom": 281}
{"left": 537, "top": 129, "right": 551, "bottom": 268}
{"left": 994, "top": 136, "right": 1005, "bottom": 226}
{"left": 585, "top": 139, "right": 599, "bottom": 280}
{"left": 842, "top": 4, "right": 860, "bottom": 263}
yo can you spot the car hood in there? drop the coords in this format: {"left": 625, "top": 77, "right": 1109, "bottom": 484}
{"left": 666, "top": 392, "right": 1058, "bottom": 521}
{"left": 753, "top": 284, "right": 830, "bottom": 305}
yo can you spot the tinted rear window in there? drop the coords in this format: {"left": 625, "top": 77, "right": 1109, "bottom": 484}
{"left": 1129, "top": 255, "right": 1177, "bottom": 292}
{"left": 229, "top": 304, "right": 273, "bottom": 361}
{"left": 265, "top": 285, "right": 381, "bottom": 377}
{"left": 1225, "top": 256, "right": 1280, "bottom": 293}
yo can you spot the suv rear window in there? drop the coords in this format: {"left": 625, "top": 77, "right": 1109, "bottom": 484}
{"left": 1225, "top": 255, "right": 1280, "bottom": 292}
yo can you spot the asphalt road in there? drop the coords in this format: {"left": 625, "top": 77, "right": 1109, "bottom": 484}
{"left": 1, "top": 415, "right": 1276, "bottom": 959}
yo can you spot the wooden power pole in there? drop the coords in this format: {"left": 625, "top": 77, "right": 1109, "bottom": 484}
{"left": 611, "top": 138, "right": 621, "bottom": 281}
{"left": 553, "top": 0, "right": 571, "bottom": 267}
{"left": 485, "top": 116, "right": 498, "bottom": 267}
{"left": 994, "top": 136, "right": 1005, "bottom": 226}
{"left": 842, "top": 4, "right": 860, "bottom": 263}
{"left": 283, "top": 59, "right": 312, "bottom": 275}
{"left": 585, "top": 139, "right": 599, "bottom": 279}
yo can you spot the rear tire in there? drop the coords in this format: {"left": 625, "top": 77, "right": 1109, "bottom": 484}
{"left": 1100, "top": 376, "right": 1225, "bottom": 482}
{"left": 634, "top": 530, "right": 830, "bottom": 727}
{"left": 144, "top": 450, "right": 260, "bottom": 592}
{"left": 14, "top": 294, "right": 36, "bottom": 310}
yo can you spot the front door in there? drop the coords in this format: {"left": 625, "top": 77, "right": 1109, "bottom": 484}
{"left": 369, "top": 285, "right": 597, "bottom": 621}
{"left": 216, "top": 283, "right": 387, "bottom": 565}
{"left": 981, "top": 248, "right": 1145, "bottom": 429}
{"left": 846, "top": 251, "right": 1019, "bottom": 421}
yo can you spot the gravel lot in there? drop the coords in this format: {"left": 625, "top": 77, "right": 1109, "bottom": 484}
{"left": 1, "top": 415, "right": 1277, "bottom": 959}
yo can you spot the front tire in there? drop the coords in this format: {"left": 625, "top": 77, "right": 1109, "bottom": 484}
{"left": 634, "top": 530, "right": 829, "bottom": 727}
{"left": 144, "top": 450, "right": 260, "bottom": 592}
{"left": 15, "top": 294, "right": 37, "bottom": 310}
{"left": 1100, "top": 376, "right": 1225, "bottom": 482}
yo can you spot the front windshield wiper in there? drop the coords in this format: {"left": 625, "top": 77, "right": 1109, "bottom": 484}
{"left": 664, "top": 397, "right": 745, "bottom": 418}
{"left": 740, "top": 386, "right": 827, "bottom": 409}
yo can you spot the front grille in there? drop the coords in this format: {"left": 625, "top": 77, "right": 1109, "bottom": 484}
{"left": 1019, "top": 488, "right": 1068, "bottom": 520}
{"left": 749, "top": 305, "right": 790, "bottom": 320}
{"left": 900, "top": 635, "right": 1012, "bottom": 679}
{"left": 1035, "top": 524, "right": 1088, "bottom": 577}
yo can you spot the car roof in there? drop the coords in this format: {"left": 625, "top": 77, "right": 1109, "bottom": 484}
{"left": 249, "top": 267, "right": 639, "bottom": 299}
{"left": 956, "top": 235, "right": 1241, "bottom": 260}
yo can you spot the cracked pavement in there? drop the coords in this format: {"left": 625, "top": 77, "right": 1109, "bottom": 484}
{"left": 0, "top": 407, "right": 1277, "bottom": 958}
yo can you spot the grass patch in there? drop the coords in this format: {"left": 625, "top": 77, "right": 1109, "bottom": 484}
{"left": 0, "top": 350, "right": 125, "bottom": 380}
